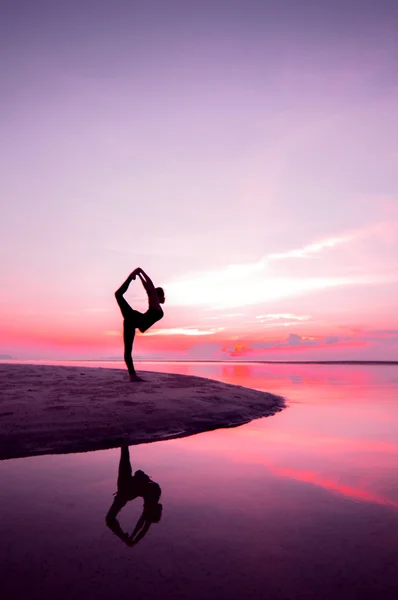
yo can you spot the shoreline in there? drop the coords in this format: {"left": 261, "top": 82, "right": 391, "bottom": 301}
{"left": 2, "top": 359, "right": 397, "bottom": 366}
{"left": 0, "top": 363, "right": 285, "bottom": 461}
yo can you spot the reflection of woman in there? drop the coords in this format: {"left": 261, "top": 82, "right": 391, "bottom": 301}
{"left": 115, "top": 268, "right": 165, "bottom": 381}
{"left": 105, "top": 447, "right": 162, "bottom": 546}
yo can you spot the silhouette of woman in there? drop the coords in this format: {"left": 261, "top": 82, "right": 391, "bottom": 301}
{"left": 105, "top": 447, "right": 162, "bottom": 546}
{"left": 115, "top": 268, "right": 165, "bottom": 381}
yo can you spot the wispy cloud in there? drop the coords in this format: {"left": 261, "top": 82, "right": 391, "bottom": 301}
{"left": 225, "top": 232, "right": 356, "bottom": 275}
{"left": 261, "top": 321, "right": 313, "bottom": 329}
{"left": 203, "top": 313, "right": 246, "bottom": 320}
{"left": 267, "top": 234, "right": 355, "bottom": 262}
{"left": 255, "top": 313, "right": 311, "bottom": 321}
{"left": 145, "top": 327, "right": 225, "bottom": 336}
{"left": 254, "top": 314, "right": 312, "bottom": 328}
{"left": 165, "top": 224, "right": 393, "bottom": 309}
{"left": 167, "top": 273, "right": 380, "bottom": 309}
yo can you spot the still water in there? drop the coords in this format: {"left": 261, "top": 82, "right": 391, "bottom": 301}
{"left": 1, "top": 362, "right": 397, "bottom": 599}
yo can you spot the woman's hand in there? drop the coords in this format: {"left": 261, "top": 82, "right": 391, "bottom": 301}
{"left": 130, "top": 268, "right": 141, "bottom": 281}
{"left": 127, "top": 536, "right": 137, "bottom": 546}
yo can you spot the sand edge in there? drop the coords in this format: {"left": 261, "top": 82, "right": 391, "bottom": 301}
{"left": 0, "top": 364, "right": 285, "bottom": 460}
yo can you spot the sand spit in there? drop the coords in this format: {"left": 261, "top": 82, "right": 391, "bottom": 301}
{"left": 0, "top": 364, "right": 285, "bottom": 460}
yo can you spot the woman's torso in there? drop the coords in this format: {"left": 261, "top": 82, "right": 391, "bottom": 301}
{"left": 118, "top": 477, "right": 161, "bottom": 502}
{"left": 140, "top": 304, "right": 163, "bottom": 332}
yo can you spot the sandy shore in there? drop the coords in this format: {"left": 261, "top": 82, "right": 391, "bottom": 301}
{"left": 0, "top": 363, "right": 285, "bottom": 460}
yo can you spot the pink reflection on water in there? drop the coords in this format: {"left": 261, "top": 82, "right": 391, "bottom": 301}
{"left": 148, "top": 362, "right": 398, "bottom": 511}
{"left": 170, "top": 380, "right": 398, "bottom": 511}
{"left": 3, "top": 360, "right": 398, "bottom": 511}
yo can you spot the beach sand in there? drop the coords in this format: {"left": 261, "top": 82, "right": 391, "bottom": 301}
{"left": 0, "top": 364, "right": 284, "bottom": 460}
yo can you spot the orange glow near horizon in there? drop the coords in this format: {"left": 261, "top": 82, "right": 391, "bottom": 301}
{"left": 1, "top": 320, "right": 397, "bottom": 360}
{"left": 1, "top": 222, "right": 397, "bottom": 360}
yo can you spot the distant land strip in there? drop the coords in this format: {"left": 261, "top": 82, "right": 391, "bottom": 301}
{"left": 1, "top": 359, "right": 397, "bottom": 365}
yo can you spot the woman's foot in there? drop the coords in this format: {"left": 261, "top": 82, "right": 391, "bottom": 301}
{"left": 130, "top": 374, "right": 145, "bottom": 382}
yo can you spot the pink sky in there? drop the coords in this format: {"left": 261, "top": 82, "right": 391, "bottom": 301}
{"left": 1, "top": 0, "right": 398, "bottom": 360}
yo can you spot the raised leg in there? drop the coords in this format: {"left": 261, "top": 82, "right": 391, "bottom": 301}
{"left": 115, "top": 292, "right": 134, "bottom": 320}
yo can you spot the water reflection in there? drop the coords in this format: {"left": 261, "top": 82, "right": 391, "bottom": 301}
{"left": 105, "top": 447, "right": 162, "bottom": 546}
{"left": 1, "top": 364, "right": 398, "bottom": 600}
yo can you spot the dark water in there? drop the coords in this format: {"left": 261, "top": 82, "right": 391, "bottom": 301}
{"left": 1, "top": 362, "right": 398, "bottom": 599}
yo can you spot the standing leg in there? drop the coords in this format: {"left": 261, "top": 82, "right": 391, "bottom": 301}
{"left": 123, "top": 320, "right": 137, "bottom": 379}
{"left": 117, "top": 446, "right": 132, "bottom": 489}
{"left": 123, "top": 319, "right": 145, "bottom": 381}
{"left": 105, "top": 447, "right": 132, "bottom": 540}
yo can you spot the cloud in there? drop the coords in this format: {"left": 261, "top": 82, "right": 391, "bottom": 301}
{"left": 222, "top": 333, "right": 343, "bottom": 355}
{"left": 254, "top": 314, "right": 313, "bottom": 329}
{"left": 267, "top": 234, "right": 355, "bottom": 261}
{"left": 166, "top": 273, "right": 379, "bottom": 310}
{"left": 165, "top": 225, "right": 393, "bottom": 309}
{"left": 363, "top": 330, "right": 398, "bottom": 345}
{"left": 220, "top": 327, "right": 398, "bottom": 358}
{"left": 325, "top": 336, "right": 340, "bottom": 344}
{"left": 372, "top": 329, "right": 398, "bottom": 336}
{"left": 184, "top": 342, "right": 225, "bottom": 360}
{"left": 261, "top": 321, "right": 312, "bottom": 328}
{"left": 256, "top": 313, "right": 311, "bottom": 321}
{"left": 145, "top": 327, "right": 225, "bottom": 336}
{"left": 221, "top": 343, "right": 254, "bottom": 357}
{"left": 220, "top": 232, "right": 355, "bottom": 276}
{"left": 203, "top": 313, "right": 245, "bottom": 320}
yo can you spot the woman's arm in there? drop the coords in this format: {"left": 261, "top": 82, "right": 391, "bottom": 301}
{"left": 131, "top": 513, "right": 146, "bottom": 538}
{"left": 136, "top": 269, "right": 155, "bottom": 293}
{"left": 128, "top": 514, "right": 151, "bottom": 546}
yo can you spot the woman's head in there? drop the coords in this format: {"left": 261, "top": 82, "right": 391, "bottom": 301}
{"left": 134, "top": 469, "right": 150, "bottom": 482}
{"left": 156, "top": 287, "right": 165, "bottom": 304}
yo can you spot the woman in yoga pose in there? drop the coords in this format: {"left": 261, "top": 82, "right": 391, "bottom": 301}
{"left": 105, "top": 446, "right": 162, "bottom": 546}
{"left": 115, "top": 268, "right": 165, "bottom": 381}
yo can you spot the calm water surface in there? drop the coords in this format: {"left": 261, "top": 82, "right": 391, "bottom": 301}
{"left": 1, "top": 362, "right": 398, "bottom": 599}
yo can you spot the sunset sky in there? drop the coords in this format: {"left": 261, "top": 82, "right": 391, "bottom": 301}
{"left": 1, "top": 0, "right": 397, "bottom": 361}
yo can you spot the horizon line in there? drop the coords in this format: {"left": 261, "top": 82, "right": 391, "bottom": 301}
{"left": 1, "top": 359, "right": 397, "bottom": 366}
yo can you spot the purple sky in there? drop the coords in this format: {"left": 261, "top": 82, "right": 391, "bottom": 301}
{"left": 1, "top": 0, "right": 398, "bottom": 360}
